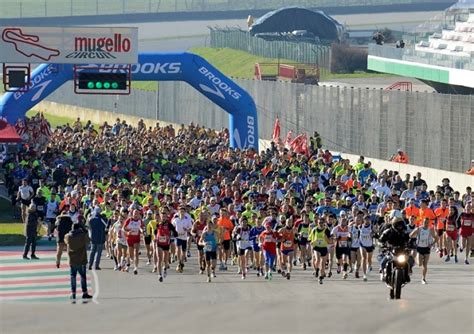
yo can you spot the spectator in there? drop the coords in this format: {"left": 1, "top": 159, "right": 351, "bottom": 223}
{"left": 23, "top": 203, "right": 40, "bottom": 260}
{"left": 64, "top": 223, "right": 93, "bottom": 301}
{"left": 87, "top": 207, "right": 107, "bottom": 270}
{"left": 466, "top": 160, "right": 474, "bottom": 175}
{"left": 391, "top": 149, "right": 409, "bottom": 164}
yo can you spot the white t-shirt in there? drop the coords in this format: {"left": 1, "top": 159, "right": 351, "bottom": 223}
{"left": 18, "top": 185, "right": 33, "bottom": 200}
{"left": 46, "top": 201, "right": 59, "bottom": 219}
{"left": 172, "top": 215, "right": 193, "bottom": 240}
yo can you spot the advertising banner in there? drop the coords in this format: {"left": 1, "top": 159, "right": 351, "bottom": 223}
{"left": 0, "top": 26, "right": 138, "bottom": 64}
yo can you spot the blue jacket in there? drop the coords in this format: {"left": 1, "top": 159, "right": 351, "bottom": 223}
{"left": 88, "top": 215, "right": 107, "bottom": 244}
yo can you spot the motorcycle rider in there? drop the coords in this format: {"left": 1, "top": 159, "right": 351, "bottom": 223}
{"left": 379, "top": 217, "right": 412, "bottom": 283}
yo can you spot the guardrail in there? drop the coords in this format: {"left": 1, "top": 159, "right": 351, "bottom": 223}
{"left": 1, "top": 0, "right": 454, "bottom": 19}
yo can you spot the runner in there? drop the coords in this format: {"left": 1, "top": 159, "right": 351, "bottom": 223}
{"left": 143, "top": 210, "right": 154, "bottom": 266}
{"left": 434, "top": 199, "right": 449, "bottom": 258}
{"left": 259, "top": 219, "right": 280, "bottom": 280}
{"left": 172, "top": 206, "right": 193, "bottom": 273}
{"left": 112, "top": 213, "right": 128, "bottom": 271}
{"left": 359, "top": 215, "right": 375, "bottom": 281}
{"left": 309, "top": 217, "right": 331, "bottom": 284}
{"left": 123, "top": 209, "right": 143, "bottom": 275}
{"left": 45, "top": 191, "right": 59, "bottom": 241}
{"left": 146, "top": 212, "right": 159, "bottom": 272}
{"left": 297, "top": 210, "right": 311, "bottom": 270}
{"left": 410, "top": 217, "right": 438, "bottom": 284}
{"left": 192, "top": 210, "right": 209, "bottom": 274}
{"left": 459, "top": 202, "right": 473, "bottom": 265}
{"left": 155, "top": 208, "right": 178, "bottom": 282}
{"left": 278, "top": 216, "right": 296, "bottom": 280}
{"left": 332, "top": 212, "right": 351, "bottom": 279}
{"left": 199, "top": 218, "right": 220, "bottom": 282}
{"left": 55, "top": 205, "right": 73, "bottom": 268}
{"left": 217, "top": 208, "right": 234, "bottom": 271}
{"left": 349, "top": 213, "right": 363, "bottom": 278}
{"left": 326, "top": 213, "right": 337, "bottom": 278}
{"left": 233, "top": 217, "right": 253, "bottom": 279}
{"left": 444, "top": 206, "right": 459, "bottom": 263}
{"left": 249, "top": 216, "right": 265, "bottom": 276}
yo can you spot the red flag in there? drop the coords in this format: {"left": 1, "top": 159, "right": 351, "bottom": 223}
{"left": 290, "top": 134, "right": 304, "bottom": 153}
{"left": 283, "top": 130, "right": 293, "bottom": 149}
{"left": 272, "top": 117, "right": 280, "bottom": 143}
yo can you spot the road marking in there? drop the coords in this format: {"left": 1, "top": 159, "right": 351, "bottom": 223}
{"left": 0, "top": 249, "right": 94, "bottom": 302}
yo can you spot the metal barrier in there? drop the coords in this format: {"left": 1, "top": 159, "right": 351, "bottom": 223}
{"left": 210, "top": 29, "right": 332, "bottom": 71}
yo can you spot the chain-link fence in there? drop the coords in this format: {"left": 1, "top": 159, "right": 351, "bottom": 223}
{"left": 156, "top": 80, "right": 473, "bottom": 172}
{"left": 210, "top": 29, "right": 332, "bottom": 71}
{"left": 44, "top": 79, "right": 473, "bottom": 173}
{"left": 1, "top": 0, "right": 452, "bottom": 18}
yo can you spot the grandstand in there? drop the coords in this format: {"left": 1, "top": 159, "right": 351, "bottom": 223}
{"left": 367, "top": 1, "right": 473, "bottom": 94}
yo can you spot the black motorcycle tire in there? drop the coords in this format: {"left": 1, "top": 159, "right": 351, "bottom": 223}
{"left": 394, "top": 269, "right": 403, "bottom": 299}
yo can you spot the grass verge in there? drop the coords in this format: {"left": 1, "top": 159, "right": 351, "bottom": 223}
{"left": 0, "top": 223, "right": 25, "bottom": 246}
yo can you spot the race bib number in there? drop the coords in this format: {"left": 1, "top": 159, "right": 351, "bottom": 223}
{"left": 283, "top": 240, "right": 293, "bottom": 248}
{"left": 158, "top": 236, "right": 168, "bottom": 243}
{"left": 36, "top": 206, "right": 43, "bottom": 211}
{"left": 205, "top": 243, "right": 213, "bottom": 252}
{"left": 446, "top": 225, "right": 455, "bottom": 232}
{"left": 264, "top": 235, "right": 273, "bottom": 243}
{"left": 362, "top": 235, "right": 371, "bottom": 241}
{"left": 302, "top": 232, "right": 309, "bottom": 238}
{"left": 463, "top": 220, "right": 472, "bottom": 227}
{"left": 316, "top": 239, "right": 324, "bottom": 246}
{"left": 339, "top": 241, "right": 348, "bottom": 247}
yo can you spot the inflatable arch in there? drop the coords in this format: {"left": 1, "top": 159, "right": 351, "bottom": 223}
{"left": 0, "top": 52, "right": 258, "bottom": 150}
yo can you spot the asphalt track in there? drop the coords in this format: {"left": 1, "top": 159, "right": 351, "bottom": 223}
{"left": 1, "top": 242, "right": 473, "bottom": 334}
{"left": 122, "top": 11, "right": 444, "bottom": 51}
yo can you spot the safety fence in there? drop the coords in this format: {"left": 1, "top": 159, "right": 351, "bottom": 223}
{"left": 43, "top": 79, "right": 473, "bottom": 173}
{"left": 1, "top": 0, "right": 451, "bottom": 18}
{"left": 210, "top": 29, "right": 332, "bottom": 71}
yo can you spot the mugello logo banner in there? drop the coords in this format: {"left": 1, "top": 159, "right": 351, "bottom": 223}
{"left": 0, "top": 26, "right": 138, "bottom": 64}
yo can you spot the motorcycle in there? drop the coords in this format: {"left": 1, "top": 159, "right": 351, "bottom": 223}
{"left": 380, "top": 247, "right": 411, "bottom": 299}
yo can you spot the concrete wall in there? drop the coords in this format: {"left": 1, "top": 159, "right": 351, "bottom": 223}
{"left": 37, "top": 101, "right": 473, "bottom": 193}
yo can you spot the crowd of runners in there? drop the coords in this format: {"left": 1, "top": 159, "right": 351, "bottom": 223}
{"left": 4, "top": 116, "right": 473, "bottom": 285}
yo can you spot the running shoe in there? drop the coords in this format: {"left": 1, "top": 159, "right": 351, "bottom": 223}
{"left": 187, "top": 250, "right": 191, "bottom": 258}
{"left": 319, "top": 277, "right": 323, "bottom": 284}
{"left": 269, "top": 272, "right": 273, "bottom": 281}
{"left": 445, "top": 256, "right": 450, "bottom": 262}
{"left": 241, "top": 274, "right": 246, "bottom": 280}
{"left": 31, "top": 255, "right": 39, "bottom": 260}
{"left": 343, "top": 272, "right": 348, "bottom": 279}
{"left": 355, "top": 271, "right": 360, "bottom": 279}
{"left": 159, "top": 276, "right": 163, "bottom": 282}
{"left": 212, "top": 271, "right": 217, "bottom": 278}
{"left": 363, "top": 275, "right": 367, "bottom": 282}
{"left": 368, "top": 266, "right": 372, "bottom": 272}
{"left": 114, "top": 265, "right": 119, "bottom": 271}
{"left": 152, "top": 266, "right": 157, "bottom": 273}
{"left": 82, "top": 293, "right": 93, "bottom": 299}
{"left": 199, "top": 269, "right": 204, "bottom": 275}
{"left": 286, "top": 272, "right": 291, "bottom": 280}
{"left": 328, "top": 271, "right": 332, "bottom": 278}
{"left": 146, "top": 261, "right": 151, "bottom": 266}
{"left": 264, "top": 273, "right": 269, "bottom": 280}
{"left": 207, "top": 276, "right": 211, "bottom": 283}
{"left": 421, "top": 279, "right": 427, "bottom": 285}
{"left": 465, "top": 259, "right": 469, "bottom": 265}
{"left": 164, "top": 269, "right": 168, "bottom": 278}
{"left": 133, "top": 268, "right": 138, "bottom": 275}
{"left": 454, "top": 255, "right": 458, "bottom": 263}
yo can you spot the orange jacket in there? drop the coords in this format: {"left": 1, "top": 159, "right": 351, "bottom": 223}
{"left": 392, "top": 152, "right": 409, "bottom": 164}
